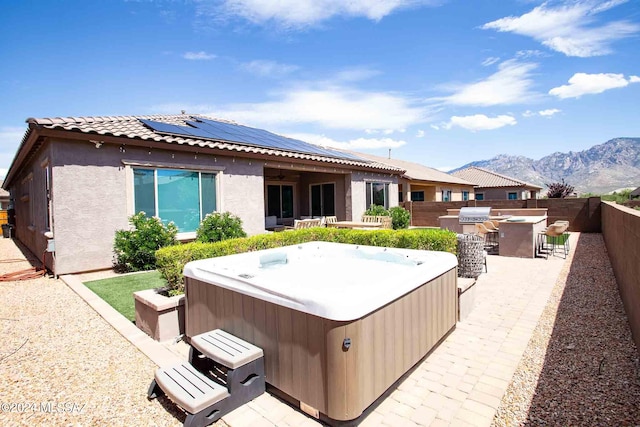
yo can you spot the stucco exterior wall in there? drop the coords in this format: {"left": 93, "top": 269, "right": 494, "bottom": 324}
{"left": 7, "top": 142, "right": 53, "bottom": 268}
{"left": 298, "top": 172, "right": 347, "bottom": 219}
{"left": 351, "top": 171, "right": 398, "bottom": 220}
{"left": 400, "top": 180, "right": 474, "bottom": 202}
{"left": 48, "top": 140, "right": 264, "bottom": 275}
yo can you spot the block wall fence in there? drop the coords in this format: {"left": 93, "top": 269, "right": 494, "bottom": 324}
{"left": 601, "top": 202, "right": 640, "bottom": 354}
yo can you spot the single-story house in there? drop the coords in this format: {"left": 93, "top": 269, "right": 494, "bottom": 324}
{"left": 630, "top": 187, "right": 640, "bottom": 199}
{"left": 451, "top": 166, "right": 542, "bottom": 200}
{"left": 2, "top": 114, "right": 403, "bottom": 275}
{"left": 352, "top": 152, "right": 476, "bottom": 202}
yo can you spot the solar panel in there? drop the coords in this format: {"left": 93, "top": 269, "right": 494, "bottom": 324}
{"left": 140, "top": 117, "right": 366, "bottom": 161}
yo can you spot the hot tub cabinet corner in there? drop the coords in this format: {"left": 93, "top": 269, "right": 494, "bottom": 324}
{"left": 184, "top": 267, "right": 457, "bottom": 422}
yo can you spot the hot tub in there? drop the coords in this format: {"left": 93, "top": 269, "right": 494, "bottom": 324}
{"left": 184, "top": 241, "right": 458, "bottom": 423}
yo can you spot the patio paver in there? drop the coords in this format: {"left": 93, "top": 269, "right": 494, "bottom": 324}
{"left": 0, "top": 232, "right": 585, "bottom": 426}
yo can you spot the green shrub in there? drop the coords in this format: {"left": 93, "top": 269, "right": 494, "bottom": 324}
{"left": 156, "top": 227, "right": 457, "bottom": 293}
{"left": 364, "top": 204, "right": 389, "bottom": 216}
{"left": 196, "top": 212, "right": 247, "bottom": 243}
{"left": 114, "top": 212, "right": 178, "bottom": 272}
{"left": 389, "top": 206, "right": 411, "bottom": 229}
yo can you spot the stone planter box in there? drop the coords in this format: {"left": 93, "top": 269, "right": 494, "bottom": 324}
{"left": 134, "top": 289, "right": 185, "bottom": 342}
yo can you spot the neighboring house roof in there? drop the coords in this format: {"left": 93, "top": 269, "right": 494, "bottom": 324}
{"left": 0, "top": 180, "right": 8, "bottom": 199}
{"left": 451, "top": 166, "right": 543, "bottom": 190}
{"left": 630, "top": 187, "right": 640, "bottom": 198}
{"left": 352, "top": 152, "right": 475, "bottom": 186}
{"left": 3, "top": 115, "right": 403, "bottom": 188}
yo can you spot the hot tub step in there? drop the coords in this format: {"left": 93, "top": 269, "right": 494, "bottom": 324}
{"left": 189, "top": 329, "right": 266, "bottom": 411}
{"left": 148, "top": 362, "right": 230, "bottom": 427}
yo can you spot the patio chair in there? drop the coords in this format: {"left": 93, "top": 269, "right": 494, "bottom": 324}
{"left": 376, "top": 216, "right": 393, "bottom": 229}
{"left": 483, "top": 220, "right": 499, "bottom": 231}
{"left": 475, "top": 222, "right": 498, "bottom": 252}
{"left": 324, "top": 216, "right": 338, "bottom": 225}
{"left": 542, "top": 223, "right": 569, "bottom": 258}
{"left": 285, "top": 218, "right": 322, "bottom": 230}
{"left": 361, "top": 215, "right": 379, "bottom": 223}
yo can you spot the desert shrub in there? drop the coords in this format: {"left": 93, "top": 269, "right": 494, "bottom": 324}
{"left": 364, "top": 204, "right": 390, "bottom": 216}
{"left": 196, "top": 212, "right": 247, "bottom": 243}
{"left": 389, "top": 206, "right": 411, "bottom": 229}
{"left": 546, "top": 179, "right": 575, "bottom": 198}
{"left": 156, "top": 227, "right": 457, "bottom": 292}
{"left": 113, "top": 212, "right": 177, "bottom": 272}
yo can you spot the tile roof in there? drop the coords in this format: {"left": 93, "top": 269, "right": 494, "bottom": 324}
{"left": 24, "top": 115, "right": 402, "bottom": 172}
{"left": 350, "top": 152, "right": 475, "bottom": 186}
{"left": 451, "top": 166, "right": 542, "bottom": 189}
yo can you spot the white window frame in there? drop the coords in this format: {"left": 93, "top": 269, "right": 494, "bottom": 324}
{"left": 126, "top": 162, "right": 223, "bottom": 238}
{"left": 365, "top": 181, "right": 391, "bottom": 209}
{"left": 462, "top": 190, "right": 469, "bottom": 201}
{"left": 441, "top": 189, "right": 452, "bottom": 202}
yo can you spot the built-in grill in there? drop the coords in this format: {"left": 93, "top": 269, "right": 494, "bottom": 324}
{"left": 459, "top": 206, "right": 491, "bottom": 224}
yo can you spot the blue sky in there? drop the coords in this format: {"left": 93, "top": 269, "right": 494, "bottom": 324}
{"left": 1, "top": 0, "right": 639, "bottom": 177}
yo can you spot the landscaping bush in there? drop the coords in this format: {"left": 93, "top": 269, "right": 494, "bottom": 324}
{"left": 196, "top": 211, "right": 247, "bottom": 243}
{"left": 364, "top": 204, "right": 390, "bottom": 216}
{"left": 389, "top": 206, "right": 411, "bottom": 229}
{"left": 156, "top": 227, "right": 457, "bottom": 293}
{"left": 114, "top": 212, "right": 177, "bottom": 272}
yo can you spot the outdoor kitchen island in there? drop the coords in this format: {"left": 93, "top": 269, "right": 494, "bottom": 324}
{"left": 438, "top": 208, "right": 548, "bottom": 258}
{"left": 183, "top": 242, "right": 458, "bottom": 424}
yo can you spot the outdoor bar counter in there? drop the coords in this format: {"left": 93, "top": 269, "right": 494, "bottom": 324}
{"left": 498, "top": 216, "right": 548, "bottom": 258}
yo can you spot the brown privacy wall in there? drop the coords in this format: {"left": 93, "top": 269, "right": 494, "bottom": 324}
{"left": 185, "top": 268, "right": 457, "bottom": 422}
{"left": 402, "top": 197, "right": 602, "bottom": 232}
{"left": 601, "top": 202, "right": 640, "bottom": 354}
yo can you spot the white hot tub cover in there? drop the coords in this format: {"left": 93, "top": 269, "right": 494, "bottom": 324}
{"left": 184, "top": 241, "right": 457, "bottom": 321}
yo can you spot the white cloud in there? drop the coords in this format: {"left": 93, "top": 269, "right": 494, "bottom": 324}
{"left": 287, "top": 133, "right": 406, "bottom": 150}
{"left": 539, "top": 108, "right": 561, "bottom": 117}
{"left": 515, "top": 49, "right": 545, "bottom": 59}
{"left": 207, "top": 87, "right": 426, "bottom": 130}
{"left": 241, "top": 60, "right": 299, "bottom": 77}
{"left": 0, "top": 168, "right": 7, "bottom": 179}
{"left": 482, "top": 56, "right": 500, "bottom": 66}
{"left": 438, "top": 60, "right": 538, "bottom": 106}
{"left": 416, "top": 130, "right": 425, "bottom": 138}
{"left": 523, "top": 108, "right": 561, "bottom": 117}
{"left": 482, "top": 1, "right": 639, "bottom": 57}
{"left": 443, "top": 114, "right": 517, "bottom": 131}
{"left": 183, "top": 51, "right": 216, "bottom": 60}
{"left": 206, "top": 0, "right": 440, "bottom": 28}
{"left": 430, "top": 124, "right": 440, "bottom": 130}
{"left": 549, "top": 72, "right": 639, "bottom": 98}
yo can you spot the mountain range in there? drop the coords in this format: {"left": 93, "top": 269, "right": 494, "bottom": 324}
{"left": 450, "top": 138, "right": 640, "bottom": 195}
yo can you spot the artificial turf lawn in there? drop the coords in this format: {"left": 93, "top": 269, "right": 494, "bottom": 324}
{"left": 84, "top": 270, "right": 168, "bottom": 322}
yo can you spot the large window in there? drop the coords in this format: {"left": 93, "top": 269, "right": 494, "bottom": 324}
{"left": 441, "top": 190, "right": 452, "bottom": 202}
{"left": 310, "top": 183, "right": 335, "bottom": 216}
{"left": 366, "top": 182, "right": 390, "bottom": 209}
{"left": 508, "top": 192, "right": 518, "bottom": 200}
{"left": 410, "top": 191, "right": 425, "bottom": 202}
{"left": 267, "top": 184, "right": 294, "bottom": 218}
{"left": 133, "top": 168, "right": 217, "bottom": 232}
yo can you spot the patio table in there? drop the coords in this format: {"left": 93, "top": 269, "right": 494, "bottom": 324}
{"left": 327, "top": 221, "right": 383, "bottom": 229}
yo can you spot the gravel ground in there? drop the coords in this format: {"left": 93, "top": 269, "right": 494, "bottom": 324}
{"left": 493, "top": 233, "right": 640, "bottom": 426}
{"left": 0, "top": 240, "right": 185, "bottom": 426}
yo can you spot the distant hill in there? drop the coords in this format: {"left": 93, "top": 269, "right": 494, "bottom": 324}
{"left": 450, "top": 138, "right": 640, "bottom": 195}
